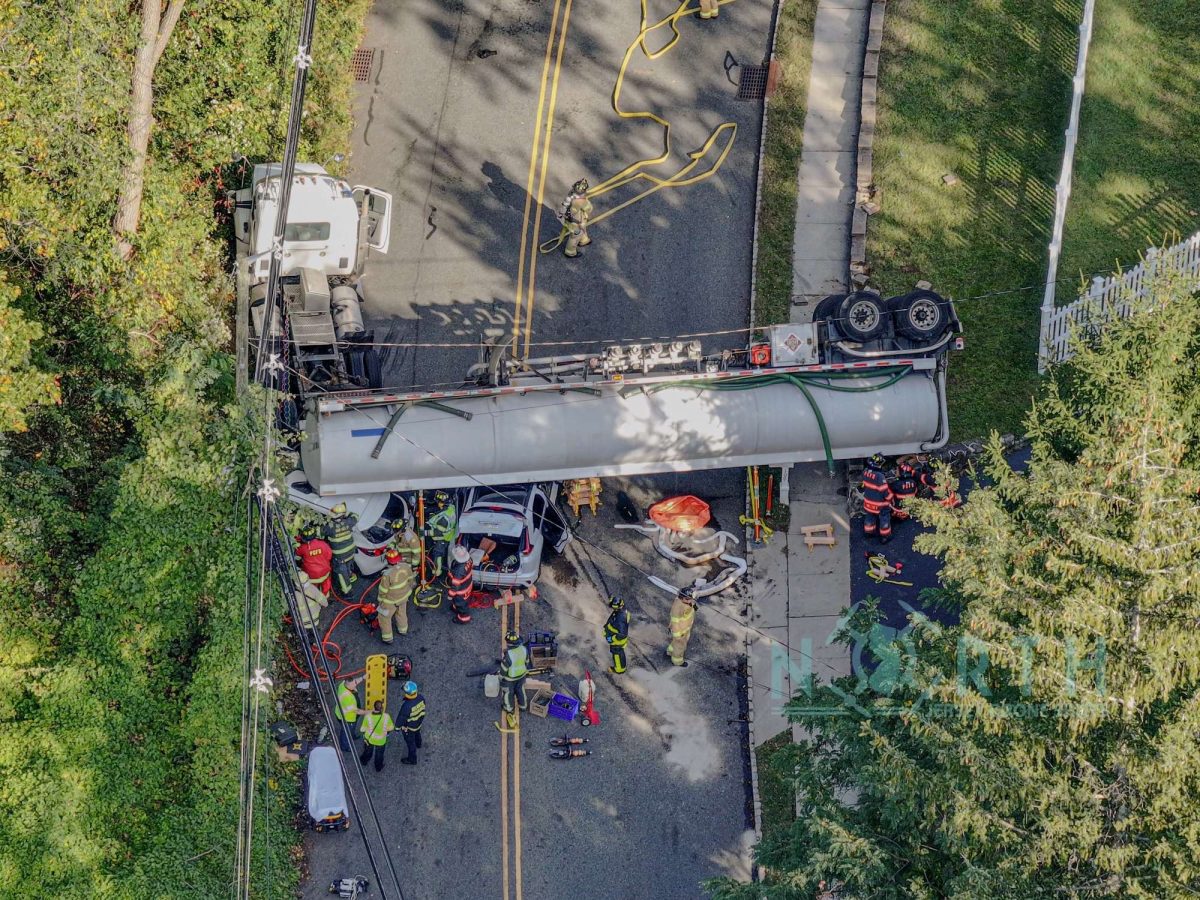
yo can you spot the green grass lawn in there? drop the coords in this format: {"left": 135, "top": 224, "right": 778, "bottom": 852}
{"left": 753, "top": 0, "right": 820, "bottom": 328}
{"left": 755, "top": 730, "right": 797, "bottom": 839}
{"left": 867, "top": 0, "right": 1082, "bottom": 440}
{"left": 1057, "top": 0, "right": 1200, "bottom": 283}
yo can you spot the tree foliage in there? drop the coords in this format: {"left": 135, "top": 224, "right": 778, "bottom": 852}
{"left": 712, "top": 274, "right": 1200, "bottom": 899}
{"left": 0, "top": 0, "right": 369, "bottom": 893}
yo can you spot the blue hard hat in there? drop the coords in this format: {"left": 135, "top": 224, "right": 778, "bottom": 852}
{"left": 403, "top": 680, "right": 418, "bottom": 697}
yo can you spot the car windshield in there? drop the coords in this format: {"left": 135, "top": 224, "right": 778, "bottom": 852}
{"left": 473, "top": 484, "right": 530, "bottom": 507}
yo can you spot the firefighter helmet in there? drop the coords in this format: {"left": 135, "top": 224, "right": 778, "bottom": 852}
{"left": 403, "top": 680, "right": 419, "bottom": 698}
{"left": 299, "top": 523, "right": 318, "bottom": 540}
{"left": 505, "top": 630, "right": 522, "bottom": 646}
{"left": 331, "top": 502, "right": 348, "bottom": 516}
{"left": 609, "top": 596, "right": 624, "bottom": 610}
{"left": 867, "top": 453, "right": 887, "bottom": 470}
{"left": 571, "top": 178, "right": 589, "bottom": 195}
{"left": 898, "top": 461, "right": 915, "bottom": 476}
{"left": 385, "top": 548, "right": 401, "bottom": 565}
{"left": 434, "top": 490, "right": 450, "bottom": 507}
{"left": 452, "top": 545, "right": 470, "bottom": 564}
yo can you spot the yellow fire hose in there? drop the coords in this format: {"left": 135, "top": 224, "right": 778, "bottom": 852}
{"left": 539, "top": 0, "right": 738, "bottom": 255}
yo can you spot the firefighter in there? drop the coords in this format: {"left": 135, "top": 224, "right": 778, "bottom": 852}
{"left": 398, "top": 681, "right": 426, "bottom": 765}
{"left": 425, "top": 491, "right": 457, "bottom": 578}
{"left": 295, "top": 523, "right": 333, "bottom": 596}
{"left": 390, "top": 520, "right": 424, "bottom": 569}
{"left": 446, "top": 544, "right": 473, "bottom": 624}
{"left": 324, "top": 502, "right": 359, "bottom": 596}
{"left": 860, "top": 453, "right": 895, "bottom": 544}
{"left": 603, "top": 595, "right": 631, "bottom": 674}
{"left": 359, "top": 700, "right": 395, "bottom": 772}
{"left": 666, "top": 586, "right": 698, "bottom": 668}
{"left": 376, "top": 548, "right": 416, "bottom": 643}
{"left": 698, "top": 0, "right": 719, "bottom": 19}
{"left": 915, "top": 459, "right": 962, "bottom": 508}
{"left": 333, "top": 676, "right": 365, "bottom": 752}
{"left": 295, "top": 571, "right": 330, "bottom": 637}
{"left": 890, "top": 460, "right": 918, "bottom": 521}
{"left": 499, "top": 631, "right": 529, "bottom": 720}
{"left": 559, "top": 179, "right": 593, "bottom": 259}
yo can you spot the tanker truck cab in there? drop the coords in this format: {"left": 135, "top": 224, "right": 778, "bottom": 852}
{"left": 455, "top": 483, "right": 571, "bottom": 588}
{"left": 234, "top": 163, "right": 392, "bottom": 276}
{"left": 231, "top": 162, "right": 392, "bottom": 391}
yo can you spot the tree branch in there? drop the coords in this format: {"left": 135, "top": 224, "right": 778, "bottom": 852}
{"left": 152, "top": 1, "right": 184, "bottom": 69}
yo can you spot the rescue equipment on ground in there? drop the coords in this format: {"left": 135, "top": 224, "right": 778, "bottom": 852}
{"left": 550, "top": 735, "right": 589, "bottom": 747}
{"left": 306, "top": 746, "right": 350, "bottom": 832}
{"left": 648, "top": 495, "right": 711, "bottom": 533}
{"left": 564, "top": 477, "right": 603, "bottom": 516}
{"left": 364, "top": 654, "right": 389, "bottom": 710}
{"left": 549, "top": 747, "right": 592, "bottom": 760}
{"left": 617, "top": 519, "right": 748, "bottom": 599}
{"left": 329, "top": 876, "right": 368, "bottom": 898}
{"left": 579, "top": 670, "right": 600, "bottom": 727}
{"left": 413, "top": 491, "right": 443, "bottom": 609}
{"left": 864, "top": 553, "right": 911, "bottom": 586}
{"left": 386, "top": 654, "right": 413, "bottom": 680}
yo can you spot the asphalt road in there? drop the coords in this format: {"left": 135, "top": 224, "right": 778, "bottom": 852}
{"left": 298, "top": 472, "right": 754, "bottom": 899}
{"left": 296, "top": 0, "right": 772, "bottom": 892}
{"left": 346, "top": 0, "right": 772, "bottom": 389}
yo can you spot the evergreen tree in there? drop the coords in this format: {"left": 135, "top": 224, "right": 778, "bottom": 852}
{"left": 712, "top": 272, "right": 1200, "bottom": 898}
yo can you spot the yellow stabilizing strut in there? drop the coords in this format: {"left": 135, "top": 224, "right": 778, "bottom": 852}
{"left": 538, "top": 0, "right": 738, "bottom": 254}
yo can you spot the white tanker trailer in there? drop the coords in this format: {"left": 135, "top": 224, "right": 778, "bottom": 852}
{"left": 295, "top": 291, "right": 961, "bottom": 494}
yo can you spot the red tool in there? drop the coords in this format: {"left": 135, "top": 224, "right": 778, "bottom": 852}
{"left": 766, "top": 473, "right": 774, "bottom": 515}
{"left": 579, "top": 670, "right": 600, "bottom": 727}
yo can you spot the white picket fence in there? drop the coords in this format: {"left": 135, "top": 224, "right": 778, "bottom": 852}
{"left": 1038, "top": 231, "right": 1200, "bottom": 371}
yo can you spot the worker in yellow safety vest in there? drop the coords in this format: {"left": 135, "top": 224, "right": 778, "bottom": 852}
{"left": 666, "top": 586, "right": 698, "bottom": 667}
{"left": 334, "top": 676, "right": 365, "bottom": 752}
{"left": 500, "top": 630, "right": 529, "bottom": 718}
{"left": 376, "top": 548, "right": 416, "bottom": 643}
{"left": 359, "top": 700, "right": 395, "bottom": 772}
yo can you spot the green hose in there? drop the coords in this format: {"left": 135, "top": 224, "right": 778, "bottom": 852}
{"left": 645, "top": 366, "right": 914, "bottom": 473}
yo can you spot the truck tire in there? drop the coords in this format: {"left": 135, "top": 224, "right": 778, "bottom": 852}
{"left": 889, "top": 290, "right": 950, "bottom": 341}
{"left": 812, "top": 293, "right": 847, "bottom": 339}
{"left": 837, "top": 291, "right": 887, "bottom": 342}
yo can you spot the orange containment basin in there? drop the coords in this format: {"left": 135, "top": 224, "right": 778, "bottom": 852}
{"left": 648, "top": 495, "right": 711, "bottom": 533}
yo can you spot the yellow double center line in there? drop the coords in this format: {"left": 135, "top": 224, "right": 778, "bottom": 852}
{"left": 512, "top": 0, "right": 576, "bottom": 361}
{"left": 499, "top": 602, "right": 523, "bottom": 900}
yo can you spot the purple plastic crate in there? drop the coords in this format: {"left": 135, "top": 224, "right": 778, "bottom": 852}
{"left": 548, "top": 693, "right": 579, "bottom": 722}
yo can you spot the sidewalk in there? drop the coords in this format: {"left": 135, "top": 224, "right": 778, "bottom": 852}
{"left": 745, "top": 0, "right": 868, "bottom": 829}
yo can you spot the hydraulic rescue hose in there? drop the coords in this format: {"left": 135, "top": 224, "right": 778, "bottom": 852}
{"left": 646, "top": 366, "right": 914, "bottom": 473}
{"left": 284, "top": 576, "right": 381, "bottom": 680}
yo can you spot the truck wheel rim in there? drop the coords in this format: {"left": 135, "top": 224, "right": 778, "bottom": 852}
{"left": 908, "top": 297, "right": 941, "bottom": 332}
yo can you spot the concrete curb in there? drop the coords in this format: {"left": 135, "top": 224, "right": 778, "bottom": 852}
{"left": 850, "top": 0, "right": 886, "bottom": 286}
{"left": 747, "top": 0, "right": 788, "bottom": 329}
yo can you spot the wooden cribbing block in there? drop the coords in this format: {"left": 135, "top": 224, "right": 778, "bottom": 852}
{"left": 799, "top": 523, "right": 834, "bottom": 537}
{"left": 804, "top": 534, "right": 838, "bottom": 551}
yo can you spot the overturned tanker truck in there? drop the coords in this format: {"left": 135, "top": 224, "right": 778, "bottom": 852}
{"left": 296, "top": 290, "right": 962, "bottom": 494}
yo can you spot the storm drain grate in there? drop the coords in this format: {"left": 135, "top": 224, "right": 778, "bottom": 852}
{"left": 351, "top": 48, "right": 375, "bottom": 82}
{"left": 736, "top": 64, "right": 769, "bottom": 100}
